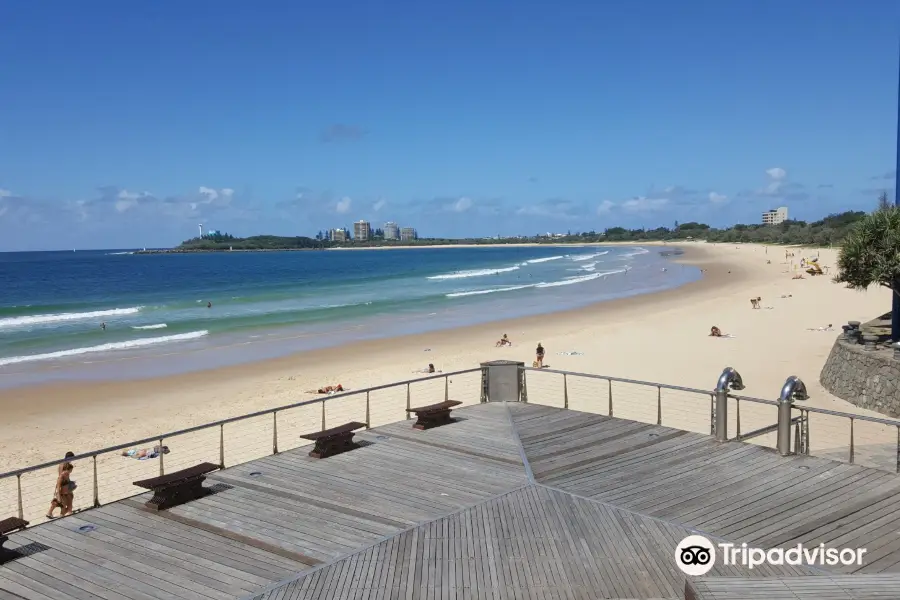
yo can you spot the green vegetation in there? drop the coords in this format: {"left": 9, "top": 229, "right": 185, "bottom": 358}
{"left": 158, "top": 209, "right": 871, "bottom": 252}
{"left": 833, "top": 205, "right": 900, "bottom": 298}
{"left": 178, "top": 234, "right": 328, "bottom": 250}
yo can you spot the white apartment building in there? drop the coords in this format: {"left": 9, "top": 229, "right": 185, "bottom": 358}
{"left": 400, "top": 227, "right": 417, "bottom": 241}
{"left": 762, "top": 207, "right": 788, "bottom": 225}
{"left": 354, "top": 220, "right": 371, "bottom": 241}
{"left": 383, "top": 222, "right": 400, "bottom": 240}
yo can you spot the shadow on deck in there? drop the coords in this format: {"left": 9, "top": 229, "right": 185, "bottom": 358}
{"left": 3, "top": 402, "right": 900, "bottom": 599}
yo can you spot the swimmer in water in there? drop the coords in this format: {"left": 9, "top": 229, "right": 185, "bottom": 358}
{"left": 101, "top": 322, "right": 106, "bottom": 330}
{"left": 207, "top": 302, "right": 212, "bottom": 308}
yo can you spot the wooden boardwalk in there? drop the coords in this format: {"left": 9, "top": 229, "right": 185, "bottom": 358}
{"left": 2, "top": 401, "right": 900, "bottom": 599}
{"left": 255, "top": 485, "right": 814, "bottom": 600}
{"left": 510, "top": 403, "right": 900, "bottom": 575}
{"left": 0, "top": 404, "right": 526, "bottom": 600}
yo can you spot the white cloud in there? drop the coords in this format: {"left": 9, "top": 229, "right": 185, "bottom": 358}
{"left": 198, "top": 186, "right": 219, "bottom": 201}
{"left": 335, "top": 196, "right": 352, "bottom": 214}
{"left": 372, "top": 198, "right": 386, "bottom": 211}
{"left": 596, "top": 200, "right": 615, "bottom": 214}
{"left": 708, "top": 192, "right": 728, "bottom": 204}
{"left": 452, "top": 197, "right": 472, "bottom": 212}
{"left": 766, "top": 167, "right": 786, "bottom": 181}
{"left": 0, "top": 189, "right": 11, "bottom": 198}
{"left": 621, "top": 197, "right": 669, "bottom": 212}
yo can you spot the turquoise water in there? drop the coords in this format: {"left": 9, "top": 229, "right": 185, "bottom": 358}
{"left": 0, "top": 246, "right": 699, "bottom": 384}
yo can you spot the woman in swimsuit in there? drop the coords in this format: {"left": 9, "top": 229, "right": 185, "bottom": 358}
{"left": 46, "top": 452, "right": 74, "bottom": 518}
{"left": 47, "top": 462, "right": 75, "bottom": 518}
{"left": 535, "top": 343, "right": 545, "bottom": 368}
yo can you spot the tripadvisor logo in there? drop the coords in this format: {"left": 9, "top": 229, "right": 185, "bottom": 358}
{"left": 675, "top": 535, "right": 866, "bottom": 576}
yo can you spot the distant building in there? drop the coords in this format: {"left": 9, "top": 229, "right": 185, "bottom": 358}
{"left": 383, "top": 221, "right": 400, "bottom": 240}
{"left": 400, "top": 227, "right": 417, "bottom": 241}
{"left": 329, "top": 228, "right": 349, "bottom": 242}
{"left": 762, "top": 207, "right": 788, "bottom": 225}
{"left": 354, "top": 220, "right": 371, "bottom": 241}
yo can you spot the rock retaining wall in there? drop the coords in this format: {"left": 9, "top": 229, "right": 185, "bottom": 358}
{"left": 820, "top": 336, "right": 900, "bottom": 417}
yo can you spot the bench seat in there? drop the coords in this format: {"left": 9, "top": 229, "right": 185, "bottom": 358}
{"left": 133, "top": 462, "right": 219, "bottom": 511}
{"left": 406, "top": 400, "right": 462, "bottom": 430}
{"left": 0, "top": 517, "right": 28, "bottom": 564}
{"left": 300, "top": 421, "right": 366, "bottom": 458}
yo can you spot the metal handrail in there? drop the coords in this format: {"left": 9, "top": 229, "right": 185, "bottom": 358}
{"left": 522, "top": 366, "right": 717, "bottom": 397}
{"left": 793, "top": 403, "right": 900, "bottom": 428}
{"left": 0, "top": 367, "right": 481, "bottom": 481}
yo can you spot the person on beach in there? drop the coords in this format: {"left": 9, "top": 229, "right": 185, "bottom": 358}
{"left": 46, "top": 452, "right": 75, "bottom": 518}
{"left": 709, "top": 326, "right": 723, "bottom": 337}
{"left": 535, "top": 342, "right": 545, "bottom": 368}
{"left": 47, "top": 461, "right": 75, "bottom": 519}
{"left": 122, "top": 445, "right": 169, "bottom": 459}
{"left": 496, "top": 334, "right": 511, "bottom": 347}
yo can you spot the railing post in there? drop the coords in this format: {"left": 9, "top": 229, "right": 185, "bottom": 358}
{"left": 273, "top": 411, "right": 279, "bottom": 455}
{"left": 480, "top": 366, "right": 489, "bottom": 403}
{"left": 607, "top": 379, "right": 613, "bottom": 417}
{"left": 366, "top": 391, "right": 371, "bottom": 429}
{"left": 444, "top": 376, "right": 449, "bottom": 403}
{"left": 849, "top": 418, "right": 855, "bottom": 464}
{"left": 16, "top": 474, "right": 23, "bottom": 520}
{"left": 895, "top": 426, "right": 899, "bottom": 474}
{"left": 656, "top": 386, "right": 662, "bottom": 425}
{"left": 793, "top": 418, "right": 801, "bottom": 454}
{"left": 714, "top": 367, "right": 745, "bottom": 443}
{"left": 159, "top": 438, "right": 165, "bottom": 476}
{"left": 406, "top": 383, "right": 412, "bottom": 418}
{"left": 777, "top": 376, "right": 808, "bottom": 456}
{"left": 321, "top": 400, "right": 326, "bottom": 431}
{"left": 92, "top": 455, "right": 100, "bottom": 508}
{"left": 563, "top": 374, "right": 569, "bottom": 409}
{"left": 219, "top": 424, "right": 225, "bottom": 469}
{"left": 736, "top": 399, "right": 742, "bottom": 438}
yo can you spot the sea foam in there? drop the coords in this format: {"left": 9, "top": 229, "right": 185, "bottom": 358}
{"left": 0, "top": 307, "right": 143, "bottom": 329}
{"left": 427, "top": 266, "right": 520, "bottom": 280}
{"left": 0, "top": 330, "right": 209, "bottom": 367}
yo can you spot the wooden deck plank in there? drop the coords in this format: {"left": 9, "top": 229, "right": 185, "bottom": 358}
{"left": 257, "top": 485, "right": 816, "bottom": 599}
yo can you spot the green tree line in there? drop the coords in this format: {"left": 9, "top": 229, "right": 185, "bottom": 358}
{"left": 175, "top": 209, "right": 870, "bottom": 250}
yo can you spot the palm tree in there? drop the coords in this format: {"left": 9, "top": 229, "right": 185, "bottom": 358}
{"left": 878, "top": 190, "right": 892, "bottom": 211}
{"left": 833, "top": 205, "right": 900, "bottom": 341}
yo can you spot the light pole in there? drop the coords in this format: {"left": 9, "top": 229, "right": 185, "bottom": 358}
{"left": 894, "top": 46, "right": 900, "bottom": 342}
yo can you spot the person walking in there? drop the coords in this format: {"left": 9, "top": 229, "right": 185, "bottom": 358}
{"left": 535, "top": 342, "right": 545, "bottom": 368}
{"left": 47, "top": 452, "right": 76, "bottom": 519}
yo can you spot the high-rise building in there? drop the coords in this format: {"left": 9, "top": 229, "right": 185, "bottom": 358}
{"left": 383, "top": 222, "right": 400, "bottom": 240}
{"left": 354, "top": 220, "right": 371, "bottom": 241}
{"left": 400, "top": 227, "right": 417, "bottom": 241}
{"left": 329, "top": 228, "right": 349, "bottom": 242}
{"left": 762, "top": 207, "right": 788, "bottom": 225}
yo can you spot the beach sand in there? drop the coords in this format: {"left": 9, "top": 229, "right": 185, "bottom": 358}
{"left": 1, "top": 242, "right": 895, "bottom": 523}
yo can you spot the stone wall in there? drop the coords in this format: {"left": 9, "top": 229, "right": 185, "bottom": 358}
{"left": 820, "top": 336, "right": 900, "bottom": 417}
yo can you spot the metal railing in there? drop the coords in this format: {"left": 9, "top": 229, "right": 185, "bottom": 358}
{"left": 5, "top": 362, "right": 900, "bottom": 530}
{"left": 520, "top": 365, "right": 900, "bottom": 474}
{"left": 0, "top": 368, "right": 482, "bottom": 526}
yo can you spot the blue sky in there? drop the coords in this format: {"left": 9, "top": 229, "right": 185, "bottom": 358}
{"left": 2, "top": 0, "right": 900, "bottom": 250}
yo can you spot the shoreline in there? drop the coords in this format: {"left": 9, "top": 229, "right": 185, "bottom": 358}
{"left": 2, "top": 241, "right": 893, "bottom": 481}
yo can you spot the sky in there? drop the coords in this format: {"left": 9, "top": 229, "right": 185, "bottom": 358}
{"left": 2, "top": 1, "right": 900, "bottom": 250}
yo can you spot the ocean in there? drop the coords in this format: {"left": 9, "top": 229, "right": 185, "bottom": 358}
{"left": 0, "top": 246, "right": 700, "bottom": 385}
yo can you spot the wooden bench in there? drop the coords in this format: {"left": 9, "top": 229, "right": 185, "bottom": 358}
{"left": 0, "top": 517, "right": 28, "bottom": 564}
{"left": 300, "top": 421, "right": 366, "bottom": 458}
{"left": 406, "top": 400, "right": 462, "bottom": 430}
{"left": 133, "top": 462, "right": 219, "bottom": 511}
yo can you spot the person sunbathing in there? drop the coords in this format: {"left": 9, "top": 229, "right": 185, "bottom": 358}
{"left": 710, "top": 326, "right": 723, "bottom": 337}
{"left": 122, "top": 445, "right": 169, "bottom": 459}
{"left": 496, "top": 334, "right": 511, "bottom": 347}
{"left": 414, "top": 363, "right": 440, "bottom": 373}
{"left": 314, "top": 384, "right": 344, "bottom": 394}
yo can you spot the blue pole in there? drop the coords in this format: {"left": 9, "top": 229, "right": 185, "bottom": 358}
{"left": 894, "top": 44, "right": 900, "bottom": 342}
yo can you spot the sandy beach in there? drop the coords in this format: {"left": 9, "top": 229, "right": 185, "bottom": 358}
{"left": 0, "top": 242, "right": 895, "bottom": 523}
